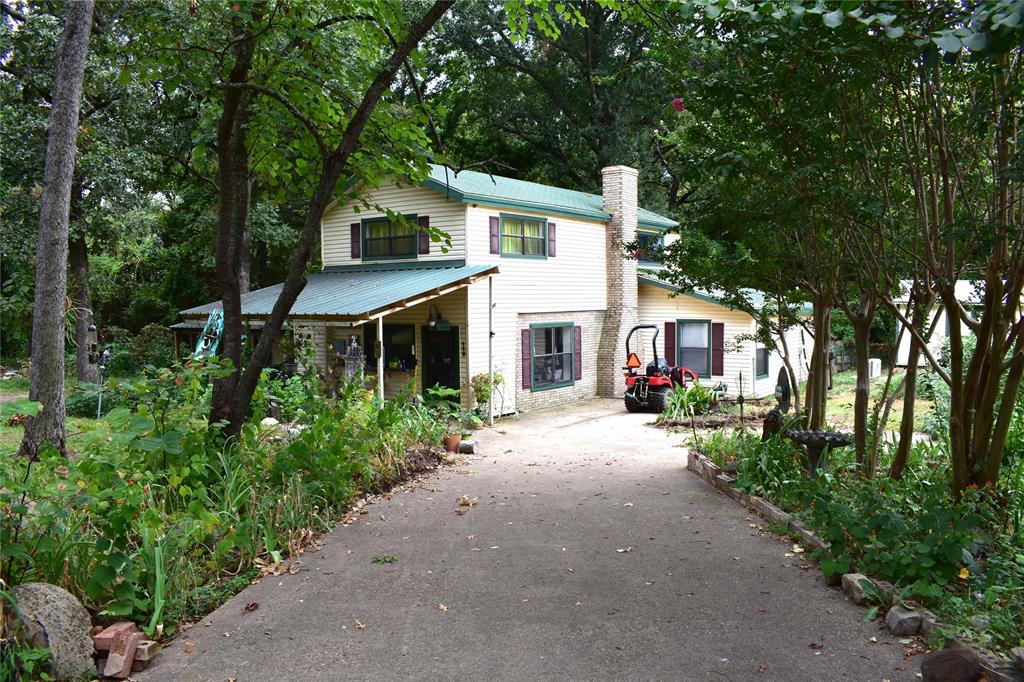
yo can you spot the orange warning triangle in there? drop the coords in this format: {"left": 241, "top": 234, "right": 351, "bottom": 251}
{"left": 625, "top": 352, "right": 642, "bottom": 369}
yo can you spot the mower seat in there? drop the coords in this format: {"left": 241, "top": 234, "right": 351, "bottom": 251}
{"left": 646, "top": 362, "right": 670, "bottom": 377}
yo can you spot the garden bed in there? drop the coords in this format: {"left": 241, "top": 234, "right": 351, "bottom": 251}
{"left": 686, "top": 438, "right": 1024, "bottom": 673}
{"left": 1, "top": 362, "right": 457, "bottom": 679}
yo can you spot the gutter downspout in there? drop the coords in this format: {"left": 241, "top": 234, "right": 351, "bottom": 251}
{"left": 493, "top": 272, "right": 497, "bottom": 421}
{"left": 377, "top": 315, "right": 384, "bottom": 400}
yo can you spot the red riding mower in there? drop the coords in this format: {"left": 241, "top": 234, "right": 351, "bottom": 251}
{"left": 623, "top": 325, "right": 699, "bottom": 413}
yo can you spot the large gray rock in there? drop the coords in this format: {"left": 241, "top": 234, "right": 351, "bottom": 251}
{"left": 920, "top": 648, "right": 985, "bottom": 682}
{"left": 12, "top": 582, "right": 95, "bottom": 681}
{"left": 841, "top": 572, "right": 871, "bottom": 604}
{"left": 885, "top": 605, "right": 922, "bottom": 635}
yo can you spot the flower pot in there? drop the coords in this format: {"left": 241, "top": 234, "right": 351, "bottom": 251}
{"left": 443, "top": 434, "right": 462, "bottom": 452}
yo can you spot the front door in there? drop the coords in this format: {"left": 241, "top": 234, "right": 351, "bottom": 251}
{"left": 421, "top": 326, "right": 460, "bottom": 395}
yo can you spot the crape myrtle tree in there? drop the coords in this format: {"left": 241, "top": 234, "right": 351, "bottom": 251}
{"left": 646, "top": 0, "right": 1023, "bottom": 494}
{"left": 872, "top": 1, "right": 1024, "bottom": 494}
{"left": 13, "top": 0, "right": 94, "bottom": 458}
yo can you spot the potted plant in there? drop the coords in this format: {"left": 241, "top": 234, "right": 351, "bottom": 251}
{"left": 425, "top": 384, "right": 463, "bottom": 451}
{"left": 470, "top": 372, "right": 504, "bottom": 416}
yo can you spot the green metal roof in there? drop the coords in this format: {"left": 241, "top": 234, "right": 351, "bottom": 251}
{"left": 181, "top": 262, "right": 497, "bottom": 322}
{"left": 422, "top": 165, "right": 678, "bottom": 231}
{"left": 638, "top": 269, "right": 814, "bottom": 316}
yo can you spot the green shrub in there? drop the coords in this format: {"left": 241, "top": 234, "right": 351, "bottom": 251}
{"left": 1, "top": 359, "right": 445, "bottom": 639}
{"left": 103, "top": 324, "right": 175, "bottom": 376}
{"left": 706, "top": 418, "right": 1023, "bottom": 650}
{"left": 656, "top": 382, "right": 718, "bottom": 424}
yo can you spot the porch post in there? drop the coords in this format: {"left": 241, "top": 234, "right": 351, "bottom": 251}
{"left": 376, "top": 315, "right": 384, "bottom": 400}
{"left": 488, "top": 276, "right": 494, "bottom": 426}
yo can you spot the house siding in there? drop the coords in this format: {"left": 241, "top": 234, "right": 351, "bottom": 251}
{"left": 464, "top": 204, "right": 609, "bottom": 414}
{"left": 638, "top": 282, "right": 810, "bottom": 399}
{"left": 321, "top": 182, "right": 467, "bottom": 267}
{"left": 895, "top": 305, "right": 964, "bottom": 366}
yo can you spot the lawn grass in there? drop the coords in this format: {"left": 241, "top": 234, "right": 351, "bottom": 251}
{"left": 810, "top": 368, "right": 933, "bottom": 433}
{"left": 0, "top": 417, "right": 111, "bottom": 457}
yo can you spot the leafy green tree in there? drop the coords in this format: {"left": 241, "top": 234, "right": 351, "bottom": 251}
{"left": 16, "top": 0, "right": 93, "bottom": 458}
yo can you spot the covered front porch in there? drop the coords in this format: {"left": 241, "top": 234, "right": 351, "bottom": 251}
{"left": 179, "top": 262, "right": 498, "bottom": 411}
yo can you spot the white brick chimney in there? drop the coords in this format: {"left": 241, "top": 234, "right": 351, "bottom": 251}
{"left": 596, "top": 165, "right": 640, "bottom": 398}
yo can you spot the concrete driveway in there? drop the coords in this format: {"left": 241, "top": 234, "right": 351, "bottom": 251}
{"left": 141, "top": 399, "right": 917, "bottom": 681}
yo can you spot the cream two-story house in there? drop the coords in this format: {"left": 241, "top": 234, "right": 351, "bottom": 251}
{"left": 179, "top": 164, "right": 808, "bottom": 414}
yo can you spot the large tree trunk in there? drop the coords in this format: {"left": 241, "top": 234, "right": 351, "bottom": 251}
{"left": 805, "top": 294, "right": 832, "bottom": 430}
{"left": 69, "top": 232, "right": 97, "bottom": 384}
{"left": 208, "top": 29, "right": 255, "bottom": 424}
{"left": 890, "top": 337, "right": 920, "bottom": 480}
{"left": 19, "top": 0, "right": 94, "bottom": 459}
{"left": 849, "top": 298, "right": 876, "bottom": 474}
{"left": 221, "top": 1, "right": 455, "bottom": 435}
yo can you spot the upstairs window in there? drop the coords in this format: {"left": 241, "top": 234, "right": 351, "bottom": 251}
{"left": 363, "top": 216, "right": 417, "bottom": 259}
{"left": 636, "top": 233, "right": 664, "bottom": 262}
{"left": 501, "top": 215, "right": 546, "bottom": 257}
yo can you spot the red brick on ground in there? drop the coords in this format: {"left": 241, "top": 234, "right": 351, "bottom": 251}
{"left": 104, "top": 629, "right": 143, "bottom": 679}
{"left": 92, "top": 621, "right": 136, "bottom": 651}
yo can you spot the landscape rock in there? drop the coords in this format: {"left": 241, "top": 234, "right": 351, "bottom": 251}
{"left": 885, "top": 605, "right": 922, "bottom": 635}
{"left": 968, "top": 614, "right": 990, "bottom": 631}
{"left": 12, "top": 582, "right": 95, "bottom": 681}
{"left": 841, "top": 572, "right": 871, "bottom": 604}
{"left": 920, "top": 648, "right": 985, "bottom": 682}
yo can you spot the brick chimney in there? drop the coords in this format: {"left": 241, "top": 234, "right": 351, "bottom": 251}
{"left": 596, "top": 165, "right": 640, "bottom": 398}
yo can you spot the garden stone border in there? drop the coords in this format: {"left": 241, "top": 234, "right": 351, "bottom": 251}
{"left": 686, "top": 449, "right": 1023, "bottom": 681}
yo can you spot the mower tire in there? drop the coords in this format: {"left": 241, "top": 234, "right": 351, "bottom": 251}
{"left": 624, "top": 392, "right": 644, "bottom": 413}
{"left": 648, "top": 386, "right": 671, "bottom": 413}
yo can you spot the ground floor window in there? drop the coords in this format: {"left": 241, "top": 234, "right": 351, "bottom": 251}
{"left": 531, "top": 323, "right": 574, "bottom": 389}
{"left": 678, "top": 320, "right": 710, "bottom": 377}
{"left": 756, "top": 346, "right": 769, "bottom": 378}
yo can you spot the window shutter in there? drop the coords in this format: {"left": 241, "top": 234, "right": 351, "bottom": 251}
{"left": 417, "top": 215, "right": 430, "bottom": 255}
{"left": 489, "top": 216, "right": 500, "bottom": 254}
{"left": 573, "top": 325, "right": 582, "bottom": 380}
{"left": 711, "top": 323, "right": 725, "bottom": 376}
{"left": 547, "top": 222, "right": 556, "bottom": 257}
{"left": 521, "top": 329, "right": 532, "bottom": 389}
{"left": 350, "top": 223, "right": 361, "bottom": 259}
{"left": 664, "top": 322, "right": 676, "bottom": 366}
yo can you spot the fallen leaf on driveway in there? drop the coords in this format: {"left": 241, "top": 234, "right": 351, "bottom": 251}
{"left": 454, "top": 508, "right": 467, "bottom": 515}
{"left": 438, "top": 603, "right": 449, "bottom": 613}
{"left": 243, "top": 602, "right": 259, "bottom": 613}
{"left": 457, "top": 495, "right": 478, "bottom": 507}
{"left": 616, "top": 546, "right": 632, "bottom": 553}
{"left": 355, "top": 620, "right": 366, "bottom": 630}
{"left": 183, "top": 640, "right": 194, "bottom": 653}
{"left": 576, "top": 601, "right": 582, "bottom": 607}
{"left": 623, "top": 503, "right": 634, "bottom": 507}
{"left": 809, "top": 642, "right": 824, "bottom": 650}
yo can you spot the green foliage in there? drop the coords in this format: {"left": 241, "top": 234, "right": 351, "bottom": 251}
{"left": 656, "top": 382, "right": 719, "bottom": 424}
{"left": 0, "top": 360, "right": 445, "bottom": 636}
{"left": 103, "top": 324, "right": 176, "bottom": 377}
{"left": 707, "top": 423, "right": 1024, "bottom": 650}
{"left": 470, "top": 372, "right": 504, "bottom": 413}
{"left": 372, "top": 554, "right": 397, "bottom": 564}
{"left": 731, "top": 430, "right": 807, "bottom": 509}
